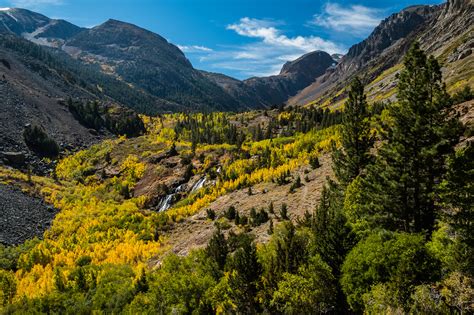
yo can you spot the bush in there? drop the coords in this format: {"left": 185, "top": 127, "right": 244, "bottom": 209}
{"left": 206, "top": 209, "right": 216, "bottom": 220}
{"left": 341, "top": 231, "right": 440, "bottom": 312}
{"left": 250, "top": 208, "right": 269, "bottom": 227}
{"left": 224, "top": 206, "right": 236, "bottom": 220}
{"left": 452, "top": 86, "right": 473, "bottom": 104}
{"left": 280, "top": 203, "right": 289, "bottom": 220}
{"left": 23, "top": 124, "right": 59, "bottom": 157}
{"left": 309, "top": 155, "right": 320, "bottom": 169}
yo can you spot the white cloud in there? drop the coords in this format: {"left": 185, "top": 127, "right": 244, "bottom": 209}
{"left": 8, "top": 0, "right": 62, "bottom": 9}
{"left": 311, "top": 3, "right": 382, "bottom": 33}
{"left": 177, "top": 45, "right": 213, "bottom": 53}
{"left": 227, "top": 17, "right": 342, "bottom": 54}
{"left": 191, "top": 17, "right": 345, "bottom": 78}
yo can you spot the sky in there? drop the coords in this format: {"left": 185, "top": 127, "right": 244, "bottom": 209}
{"left": 0, "top": 0, "right": 444, "bottom": 79}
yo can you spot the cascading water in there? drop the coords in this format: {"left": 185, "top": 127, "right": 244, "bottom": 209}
{"left": 156, "top": 176, "right": 208, "bottom": 212}
{"left": 191, "top": 176, "right": 206, "bottom": 193}
{"left": 157, "top": 184, "right": 186, "bottom": 212}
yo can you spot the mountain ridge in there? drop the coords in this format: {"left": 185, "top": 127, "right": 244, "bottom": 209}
{"left": 0, "top": 8, "right": 340, "bottom": 112}
{"left": 289, "top": 0, "right": 473, "bottom": 107}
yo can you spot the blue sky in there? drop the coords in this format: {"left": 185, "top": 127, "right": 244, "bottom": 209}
{"left": 0, "top": 0, "right": 444, "bottom": 79}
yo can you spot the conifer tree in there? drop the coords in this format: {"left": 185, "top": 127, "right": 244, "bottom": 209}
{"left": 348, "top": 42, "right": 462, "bottom": 234}
{"left": 206, "top": 229, "right": 228, "bottom": 270}
{"left": 332, "top": 77, "right": 373, "bottom": 188}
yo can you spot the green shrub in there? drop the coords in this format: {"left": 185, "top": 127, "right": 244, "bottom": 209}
{"left": 23, "top": 124, "right": 60, "bottom": 157}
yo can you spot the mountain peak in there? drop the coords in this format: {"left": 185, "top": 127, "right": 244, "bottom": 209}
{"left": 280, "top": 51, "right": 335, "bottom": 76}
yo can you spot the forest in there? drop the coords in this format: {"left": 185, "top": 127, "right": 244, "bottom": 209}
{"left": 0, "top": 43, "right": 473, "bottom": 314}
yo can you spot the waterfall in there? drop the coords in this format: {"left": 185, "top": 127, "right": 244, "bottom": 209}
{"left": 157, "top": 194, "right": 173, "bottom": 212}
{"left": 157, "top": 184, "right": 186, "bottom": 212}
{"left": 191, "top": 177, "right": 206, "bottom": 193}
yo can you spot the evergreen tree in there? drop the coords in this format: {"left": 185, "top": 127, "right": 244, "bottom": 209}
{"left": 332, "top": 77, "right": 373, "bottom": 188}
{"left": 206, "top": 229, "right": 228, "bottom": 270}
{"left": 226, "top": 238, "right": 262, "bottom": 313}
{"left": 311, "top": 183, "right": 354, "bottom": 311}
{"left": 347, "top": 42, "right": 462, "bottom": 234}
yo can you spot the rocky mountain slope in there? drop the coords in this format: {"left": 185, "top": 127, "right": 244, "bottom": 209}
{"left": 64, "top": 19, "right": 243, "bottom": 112}
{"left": 0, "top": 8, "right": 84, "bottom": 47}
{"left": 0, "top": 33, "right": 151, "bottom": 168}
{"left": 0, "top": 35, "right": 102, "bottom": 155}
{"left": 289, "top": 0, "right": 474, "bottom": 107}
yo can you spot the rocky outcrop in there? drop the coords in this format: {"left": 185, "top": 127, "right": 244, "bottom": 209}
{"left": 1, "top": 151, "right": 25, "bottom": 165}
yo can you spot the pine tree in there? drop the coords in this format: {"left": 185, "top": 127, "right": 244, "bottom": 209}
{"left": 311, "top": 183, "right": 354, "bottom": 311}
{"left": 206, "top": 228, "right": 228, "bottom": 270}
{"left": 227, "top": 238, "right": 262, "bottom": 313}
{"left": 349, "top": 42, "right": 462, "bottom": 234}
{"left": 332, "top": 77, "right": 373, "bottom": 188}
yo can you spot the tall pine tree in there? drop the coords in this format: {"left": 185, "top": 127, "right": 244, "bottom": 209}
{"left": 346, "top": 42, "right": 462, "bottom": 234}
{"left": 332, "top": 77, "right": 374, "bottom": 188}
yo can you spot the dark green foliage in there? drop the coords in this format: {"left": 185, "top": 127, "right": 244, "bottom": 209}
{"left": 225, "top": 238, "right": 262, "bottom": 313}
{"left": 239, "top": 215, "right": 248, "bottom": 226}
{"left": 276, "top": 106, "right": 342, "bottom": 135}
{"left": 134, "top": 269, "right": 149, "bottom": 294}
{"left": 234, "top": 211, "right": 241, "bottom": 225}
{"left": 224, "top": 206, "right": 236, "bottom": 220}
{"left": 0, "top": 270, "right": 16, "bottom": 306}
{"left": 206, "top": 209, "right": 216, "bottom": 220}
{"left": 23, "top": 124, "right": 60, "bottom": 157}
{"left": 67, "top": 98, "right": 145, "bottom": 136}
{"left": 279, "top": 203, "right": 289, "bottom": 220}
{"left": 289, "top": 176, "right": 302, "bottom": 193}
{"left": 272, "top": 222, "right": 308, "bottom": 275}
{"left": 174, "top": 113, "right": 244, "bottom": 145}
{"left": 311, "top": 184, "right": 354, "bottom": 277}
{"left": 75, "top": 255, "right": 92, "bottom": 267}
{"left": 68, "top": 99, "right": 104, "bottom": 130}
{"left": 104, "top": 108, "right": 145, "bottom": 137}
{"left": 268, "top": 219, "right": 274, "bottom": 235}
{"left": 268, "top": 202, "right": 274, "bottom": 214}
{"left": 438, "top": 143, "right": 474, "bottom": 275}
{"left": 309, "top": 155, "right": 320, "bottom": 169}
{"left": 275, "top": 170, "right": 290, "bottom": 185}
{"left": 206, "top": 229, "right": 228, "bottom": 270}
{"left": 53, "top": 268, "right": 65, "bottom": 292}
{"left": 332, "top": 77, "right": 373, "bottom": 188}
{"left": 0, "top": 239, "right": 40, "bottom": 271}
{"left": 347, "top": 42, "right": 462, "bottom": 234}
{"left": 451, "top": 85, "right": 473, "bottom": 104}
{"left": 250, "top": 208, "right": 269, "bottom": 227}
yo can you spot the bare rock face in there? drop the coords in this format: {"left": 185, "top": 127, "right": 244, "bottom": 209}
{"left": 420, "top": 0, "right": 474, "bottom": 54}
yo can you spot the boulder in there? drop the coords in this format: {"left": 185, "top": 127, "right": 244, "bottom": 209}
{"left": 1, "top": 151, "right": 26, "bottom": 165}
